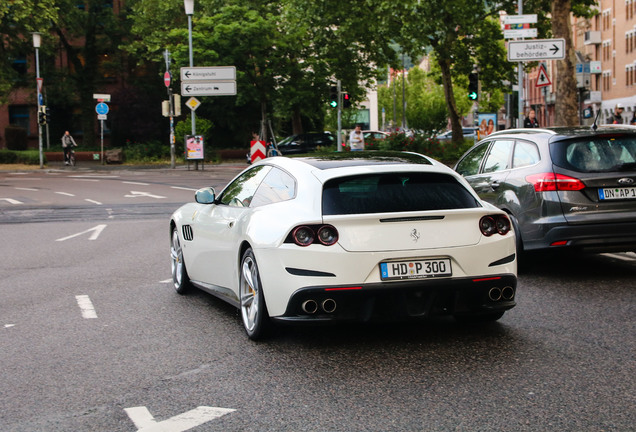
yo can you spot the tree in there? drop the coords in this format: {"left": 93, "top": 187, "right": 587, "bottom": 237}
{"left": 0, "top": 0, "right": 58, "bottom": 103}
{"left": 397, "top": 0, "right": 516, "bottom": 144}
{"left": 523, "top": 0, "right": 597, "bottom": 126}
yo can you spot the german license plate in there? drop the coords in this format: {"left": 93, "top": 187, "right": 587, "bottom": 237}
{"left": 380, "top": 258, "right": 452, "bottom": 281}
{"left": 598, "top": 187, "right": 636, "bottom": 200}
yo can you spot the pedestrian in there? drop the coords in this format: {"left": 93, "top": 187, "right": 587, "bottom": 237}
{"left": 630, "top": 110, "right": 636, "bottom": 126}
{"left": 61, "top": 131, "right": 77, "bottom": 165}
{"left": 608, "top": 103, "right": 624, "bottom": 124}
{"left": 524, "top": 109, "right": 540, "bottom": 128}
{"left": 349, "top": 124, "right": 365, "bottom": 151}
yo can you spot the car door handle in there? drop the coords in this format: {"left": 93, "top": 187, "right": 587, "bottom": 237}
{"left": 490, "top": 181, "right": 500, "bottom": 189}
{"left": 228, "top": 221, "right": 235, "bottom": 228}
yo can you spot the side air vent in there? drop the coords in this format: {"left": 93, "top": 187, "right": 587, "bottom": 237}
{"left": 182, "top": 225, "right": 194, "bottom": 241}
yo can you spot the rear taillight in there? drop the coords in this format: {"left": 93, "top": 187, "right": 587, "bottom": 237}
{"left": 525, "top": 173, "right": 585, "bottom": 192}
{"left": 289, "top": 225, "right": 339, "bottom": 246}
{"left": 479, "top": 215, "right": 511, "bottom": 237}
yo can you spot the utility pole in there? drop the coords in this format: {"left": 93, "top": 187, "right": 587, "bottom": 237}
{"left": 164, "top": 50, "right": 176, "bottom": 169}
{"left": 517, "top": 0, "right": 525, "bottom": 128}
{"left": 337, "top": 79, "right": 342, "bottom": 152}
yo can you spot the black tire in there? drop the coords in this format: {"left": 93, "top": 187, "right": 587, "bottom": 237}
{"left": 170, "top": 227, "right": 191, "bottom": 294}
{"left": 239, "top": 248, "right": 270, "bottom": 340}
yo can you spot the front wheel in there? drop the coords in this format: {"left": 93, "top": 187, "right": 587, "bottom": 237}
{"left": 239, "top": 248, "right": 270, "bottom": 340}
{"left": 171, "top": 227, "right": 191, "bottom": 294}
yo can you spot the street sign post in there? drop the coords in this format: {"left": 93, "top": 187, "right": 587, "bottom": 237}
{"left": 507, "top": 39, "right": 566, "bottom": 62}
{"left": 503, "top": 28, "right": 538, "bottom": 39}
{"left": 535, "top": 64, "right": 552, "bottom": 88}
{"left": 181, "top": 81, "right": 237, "bottom": 96}
{"left": 503, "top": 14, "right": 538, "bottom": 25}
{"left": 180, "top": 66, "right": 236, "bottom": 81}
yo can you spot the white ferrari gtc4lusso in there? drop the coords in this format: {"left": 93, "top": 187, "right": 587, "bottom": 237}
{"left": 170, "top": 152, "right": 517, "bottom": 339}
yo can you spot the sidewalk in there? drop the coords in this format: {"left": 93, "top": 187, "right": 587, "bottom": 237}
{"left": 0, "top": 160, "right": 247, "bottom": 172}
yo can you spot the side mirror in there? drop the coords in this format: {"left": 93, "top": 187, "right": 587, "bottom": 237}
{"left": 195, "top": 187, "right": 216, "bottom": 204}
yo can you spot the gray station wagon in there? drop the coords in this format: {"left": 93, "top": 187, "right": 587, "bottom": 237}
{"left": 454, "top": 126, "right": 636, "bottom": 254}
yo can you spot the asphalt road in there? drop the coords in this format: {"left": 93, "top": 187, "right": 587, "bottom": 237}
{"left": 1, "top": 165, "right": 634, "bottom": 431}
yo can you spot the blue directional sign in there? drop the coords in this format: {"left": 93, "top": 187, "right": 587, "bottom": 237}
{"left": 95, "top": 102, "right": 109, "bottom": 115}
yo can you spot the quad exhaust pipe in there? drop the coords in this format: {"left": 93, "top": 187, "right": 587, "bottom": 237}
{"left": 301, "top": 298, "right": 337, "bottom": 314}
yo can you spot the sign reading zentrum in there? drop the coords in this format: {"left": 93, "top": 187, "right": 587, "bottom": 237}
{"left": 180, "top": 66, "right": 237, "bottom": 96}
{"left": 507, "top": 39, "right": 566, "bottom": 62}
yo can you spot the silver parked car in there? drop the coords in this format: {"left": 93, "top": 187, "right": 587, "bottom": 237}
{"left": 454, "top": 126, "right": 636, "bottom": 254}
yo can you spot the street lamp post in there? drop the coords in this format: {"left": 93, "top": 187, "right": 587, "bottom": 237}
{"left": 184, "top": 0, "right": 198, "bottom": 169}
{"left": 32, "top": 32, "right": 43, "bottom": 169}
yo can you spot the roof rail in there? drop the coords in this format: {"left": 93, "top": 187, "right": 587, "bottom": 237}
{"left": 488, "top": 128, "right": 557, "bottom": 136}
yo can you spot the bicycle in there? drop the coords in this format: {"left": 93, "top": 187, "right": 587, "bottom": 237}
{"left": 67, "top": 146, "right": 77, "bottom": 166}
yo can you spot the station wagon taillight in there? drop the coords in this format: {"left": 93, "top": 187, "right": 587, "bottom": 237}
{"left": 526, "top": 173, "right": 585, "bottom": 192}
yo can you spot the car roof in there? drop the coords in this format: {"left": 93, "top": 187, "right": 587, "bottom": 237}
{"left": 486, "top": 126, "right": 636, "bottom": 141}
{"left": 276, "top": 151, "right": 434, "bottom": 170}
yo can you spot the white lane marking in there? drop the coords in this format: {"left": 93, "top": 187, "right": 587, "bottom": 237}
{"left": 123, "top": 181, "right": 149, "bottom": 186}
{"left": 601, "top": 253, "right": 636, "bottom": 262}
{"left": 160, "top": 279, "right": 172, "bottom": 284}
{"left": 5, "top": 324, "right": 16, "bottom": 328}
{"left": 55, "top": 191, "right": 75, "bottom": 196}
{"left": 125, "top": 191, "right": 166, "bottom": 199}
{"left": 124, "top": 406, "right": 235, "bottom": 432}
{"left": 15, "top": 187, "right": 38, "bottom": 191}
{"left": 171, "top": 186, "right": 198, "bottom": 191}
{"left": 75, "top": 295, "right": 98, "bottom": 319}
{"left": 0, "top": 198, "right": 22, "bottom": 204}
{"left": 84, "top": 199, "right": 103, "bottom": 205}
{"left": 74, "top": 179, "right": 100, "bottom": 182}
{"left": 56, "top": 224, "right": 107, "bottom": 242}
{"left": 70, "top": 175, "right": 119, "bottom": 179}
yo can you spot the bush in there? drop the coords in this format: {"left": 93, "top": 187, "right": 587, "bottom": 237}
{"left": 0, "top": 150, "right": 43, "bottom": 164}
{"left": 377, "top": 132, "right": 474, "bottom": 165}
{"left": 122, "top": 140, "right": 170, "bottom": 163}
{"left": 5, "top": 126, "right": 28, "bottom": 151}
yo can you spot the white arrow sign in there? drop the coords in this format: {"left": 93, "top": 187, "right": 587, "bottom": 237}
{"left": 56, "top": 224, "right": 107, "bottom": 242}
{"left": 180, "top": 66, "right": 236, "bottom": 81}
{"left": 507, "top": 38, "right": 566, "bottom": 62}
{"left": 181, "top": 81, "right": 237, "bottom": 96}
{"left": 125, "top": 406, "right": 235, "bottom": 432}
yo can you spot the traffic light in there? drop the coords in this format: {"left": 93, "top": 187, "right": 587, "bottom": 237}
{"left": 45, "top": 106, "right": 51, "bottom": 124}
{"left": 468, "top": 73, "right": 478, "bottom": 101}
{"left": 329, "top": 86, "right": 338, "bottom": 108}
{"left": 38, "top": 106, "right": 46, "bottom": 125}
{"left": 342, "top": 92, "right": 351, "bottom": 108}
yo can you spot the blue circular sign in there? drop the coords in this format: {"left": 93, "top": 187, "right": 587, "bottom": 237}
{"left": 95, "top": 102, "right": 109, "bottom": 115}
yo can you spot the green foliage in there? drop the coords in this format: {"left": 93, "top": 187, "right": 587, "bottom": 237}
{"left": 377, "top": 132, "right": 474, "bottom": 165}
{"left": 121, "top": 140, "right": 170, "bottom": 163}
{"left": 4, "top": 126, "right": 27, "bottom": 150}
{"left": 0, "top": 150, "right": 42, "bottom": 164}
{"left": 174, "top": 115, "right": 214, "bottom": 147}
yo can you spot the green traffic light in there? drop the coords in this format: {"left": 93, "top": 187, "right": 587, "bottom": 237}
{"left": 468, "top": 92, "right": 478, "bottom": 100}
{"left": 330, "top": 100, "right": 338, "bottom": 108}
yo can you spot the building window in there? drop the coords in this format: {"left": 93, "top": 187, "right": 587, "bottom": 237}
{"left": 9, "top": 106, "right": 30, "bottom": 135}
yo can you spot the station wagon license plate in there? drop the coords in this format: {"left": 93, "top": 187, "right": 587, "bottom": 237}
{"left": 380, "top": 259, "right": 452, "bottom": 281}
{"left": 598, "top": 187, "right": 636, "bottom": 200}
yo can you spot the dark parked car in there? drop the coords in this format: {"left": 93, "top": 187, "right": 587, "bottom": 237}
{"left": 454, "top": 126, "right": 636, "bottom": 254}
{"left": 276, "top": 132, "right": 335, "bottom": 155}
{"left": 436, "top": 127, "right": 478, "bottom": 141}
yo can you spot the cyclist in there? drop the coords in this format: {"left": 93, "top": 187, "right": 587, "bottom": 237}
{"left": 61, "top": 131, "right": 77, "bottom": 165}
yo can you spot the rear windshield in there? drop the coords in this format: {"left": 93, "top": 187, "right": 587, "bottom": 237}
{"left": 322, "top": 172, "right": 481, "bottom": 215}
{"left": 551, "top": 136, "right": 636, "bottom": 173}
